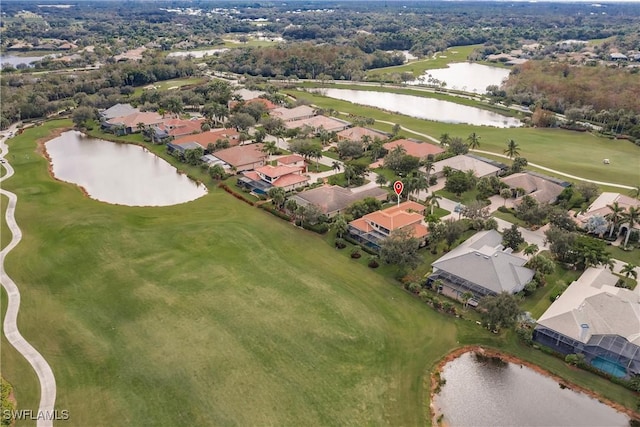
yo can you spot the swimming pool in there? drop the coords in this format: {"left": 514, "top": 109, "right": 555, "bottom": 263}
{"left": 591, "top": 356, "right": 627, "bottom": 378}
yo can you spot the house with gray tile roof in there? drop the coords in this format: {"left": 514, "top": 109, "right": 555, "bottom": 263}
{"left": 99, "top": 103, "right": 139, "bottom": 120}
{"left": 428, "top": 230, "right": 534, "bottom": 301}
{"left": 289, "top": 185, "right": 388, "bottom": 218}
{"left": 534, "top": 267, "right": 640, "bottom": 378}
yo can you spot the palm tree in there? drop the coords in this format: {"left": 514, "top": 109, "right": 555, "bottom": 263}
{"left": 344, "top": 164, "right": 355, "bottom": 187}
{"left": 605, "top": 201, "right": 625, "bottom": 238}
{"left": 439, "top": 133, "right": 451, "bottom": 148}
{"left": 523, "top": 244, "right": 539, "bottom": 257}
{"left": 136, "top": 122, "right": 146, "bottom": 134}
{"left": 500, "top": 188, "right": 512, "bottom": 206}
{"left": 423, "top": 159, "right": 435, "bottom": 183}
{"left": 262, "top": 141, "right": 278, "bottom": 161}
{"left": 404, "top": 171, "right": 428, "bottom": 200}
{"left": 466, "top": 132, "right": 481, "bottom": 150}
{"left": 461, "top": 291, "right": 474, "bottom": 309}
{"left": 620, "top": 263, "right": 638, "bottom": 280}
{"left": 331, "top": 161, "right": 341, "bottom": 174}
{"left": 426, "top": 193, "right": 442, "bottom": 215}
{"left": 622, "top": 206, "right": 640, "bottom": 248}
{"left": 375, "top": 174, "right": 388, "bottom": 188}
{"left": 504, "top": 139, "right": 520, "bottom": 159}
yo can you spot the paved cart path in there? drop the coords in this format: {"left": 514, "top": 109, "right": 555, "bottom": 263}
{"left": 1, "top": 126, "right": 57, "bottom": 427}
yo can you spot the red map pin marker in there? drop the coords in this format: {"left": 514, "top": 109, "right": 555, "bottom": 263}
{"left": 393, "top": 180, "right": 404, "bottom": 196}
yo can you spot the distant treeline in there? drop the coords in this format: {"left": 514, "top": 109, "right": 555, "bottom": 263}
{"left": 208, "top": 43, "right": 404, "bottom": 80}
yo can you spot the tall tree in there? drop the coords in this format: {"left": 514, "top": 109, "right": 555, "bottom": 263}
{"left": 261, "top": 141, "right": 278, "bottom": 160}
{"left": 439, "top": 133, "right": 451, "bottom": 147}
{"left": 426, "top": 193, "right": 442, "bottom": 215}
{"left": 375, "top": 174, "right": 388, "bottom": 188}
{"left": 504, "top": 139, "right": 520, "bottom": 159}
{"left": 466, "top": 132, "right": 481, "bottom": 149}
{"left": 502, "top": 224, "right": 525, "bottom": 251}
{"left": 379, "top": 228, "right": 421, "bottom": 270}
{"left": 268, "top": 187, "right": 286, "bottom": 209}
{"left": 479, "top": 292, "right": 522, "bottom": 331}
{"left": 620, "top": 263, "right": 638, "bottom": 280}
{"left": 623, "top": 206, "right": 640, "bottom": 248}
{"left": 605, "top": 201, "right": 625, "bottom": 238}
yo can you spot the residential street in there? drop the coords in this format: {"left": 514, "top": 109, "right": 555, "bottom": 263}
{"left": 1, "top": 125, "right": 57, "bottom": 427}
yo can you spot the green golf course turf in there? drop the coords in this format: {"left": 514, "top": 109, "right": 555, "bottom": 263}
{"left": 288, "top": 90, "right": 639, "bottom": 188}
{"left": 1, "top": 121, "right": 638, "bottom": 426}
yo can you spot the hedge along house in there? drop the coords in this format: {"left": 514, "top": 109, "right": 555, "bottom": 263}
{"left": 427, "top": 230, "right": 534, "bottom": 303}
{"left": 534, "top": 267, "right": 640, "bottom": 378}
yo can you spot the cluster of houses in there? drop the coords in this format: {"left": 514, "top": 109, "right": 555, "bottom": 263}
{"left": 97, "top": 95, "right": 639, "bottom": 379}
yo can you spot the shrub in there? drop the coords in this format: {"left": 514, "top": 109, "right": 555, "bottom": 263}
{"left": 335, "top": 238, "right": 347, "bottom": 249}
{"left": 302, "top": 221, "right": 329, "bottom": 234}
{"left": 350, "top": 246, "right": 362, "bottom": 258}
{"left": 367, "top": 256, "right": 379, "bottom": 268}
{"left": 259, "top": 204, "right": 292, "bottom": 221}
{"left": 497, "top": 205, "right": 511, "bottom": 213}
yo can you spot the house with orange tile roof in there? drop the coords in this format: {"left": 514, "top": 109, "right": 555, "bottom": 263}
{"left": 348, "top": 201, "right": 428, "bottom": 250}
{"left": 337, "top": 126, "right": 389, "bottom": 142}
{"left": 209, "top": 144, "right": 267, "bottom": 172}
{"left": 154, "top": 118, "right": 205, "bottom": 138}
{"left": 171, "top": 128, "right": 240, "bottom": 150}
{"left": 276, "top": 154, "right": 306, "bottom": 171}
{"left": 229, "top": 97, "right": 278, "bottom": 111}
{"left": 383, "top": 138, "right": 444, "bottom": 159}
{"left": 240, "top": 164, "right": 309, "bottom": 194}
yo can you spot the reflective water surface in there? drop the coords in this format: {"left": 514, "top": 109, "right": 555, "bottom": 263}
{"left": 317, "top": 88, "right": 521, "bottom": 128}
{"left": 433, "top": 352, "right": 629, "bottom": 427}
{"left": 46, "top": 131, "right": 207, "bottom": 206}
{"left": 411, "top": 62, "right": 512, "bottom": 94}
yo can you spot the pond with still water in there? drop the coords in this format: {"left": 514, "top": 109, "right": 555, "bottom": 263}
{"left": 317, "top": 88, "right": 521, "bottom": 128}
{"left": 433, "top": 352, "right": 629, "bottom": 427}
{"left": 410, "top": 62, "right": 512, "bottom": 94}
{"left": 46, "top": 131, "right": 207, "bottom": 206}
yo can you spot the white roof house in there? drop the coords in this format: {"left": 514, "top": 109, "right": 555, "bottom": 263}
{"left": 431, "top": 154, "right": 503, "bottom": 178}
{"left": 535, "top": 267, "right": 640, "bottom": 376}
{"left": 430, "top": 230, "right": 534, "bottom": 298}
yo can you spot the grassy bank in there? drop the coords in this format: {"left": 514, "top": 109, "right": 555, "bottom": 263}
{"left": 288, "top": 90, "right": 639, "bottom": 188}
{"left": 1, "top": 122, "right": 638, "bottom": 426}
{"left": 366, "top": 45, "right": 482, "bottom": 78}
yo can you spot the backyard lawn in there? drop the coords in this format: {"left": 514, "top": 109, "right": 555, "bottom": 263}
{"left": 2, "top": 122, "right": 638, "bottom": 426}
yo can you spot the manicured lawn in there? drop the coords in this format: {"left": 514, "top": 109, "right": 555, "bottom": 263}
{"left": 2, "top": 122, "right": 638, "bottom": 426}
{"left": 435, "top": 189, "right": 480, "bottom": 205}
{"left": 132, "top": 77, "right": 206, "bottom": 96}
{"left": 520, "top": 262, "right": 582, "bottom": 319}
{"left": 607, "top": 244, "right": 640, "bottom": 265}
{"left": 492, "top": 209, "right": 529, "bottom": 228}
{"left": 321, "top": 150, "right": 340, "bottom": 160}
{"left": 366, "top": 44, "right": 482, "bottom": 78}
{"left": 373, "top": 167, "right": 400, "bottom": 184}
{"left": 288, "top": 90, "right": 640, "bottom": 188}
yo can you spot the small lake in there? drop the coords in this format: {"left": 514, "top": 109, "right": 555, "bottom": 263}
{"left": 0, "top": 53, "right": 46, "bottom": 68}
{"left": 411, "top": 62, "right": 512, "bottom": 94}
{"left": 46, "top": 131, "right": 207, "bottom": 206}
{"left": 167, "top": 48, "right": 229, "bottom": 58}
{"left": 317, "top": 88, "right": 521, "bottom": 128}
{"left": 433, "top": 352, "right": 629, "bottom": 427}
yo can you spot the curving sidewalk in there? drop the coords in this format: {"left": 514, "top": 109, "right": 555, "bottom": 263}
{"left": 1, "top": 128, "right": 57, "bottom": 427}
